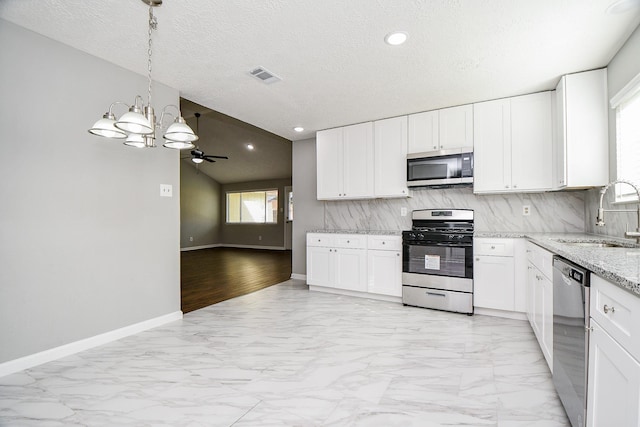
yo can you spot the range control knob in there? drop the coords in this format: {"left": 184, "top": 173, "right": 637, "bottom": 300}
{"left": 417, "top": 233, "right": 425, "bottom": 240}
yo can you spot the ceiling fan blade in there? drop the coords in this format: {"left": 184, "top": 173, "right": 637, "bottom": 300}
{"left": 204, "top": 158, "right": 216, "bottom": 163}
{"left": 204, "top": 155, "right": 229, "bottom": 160}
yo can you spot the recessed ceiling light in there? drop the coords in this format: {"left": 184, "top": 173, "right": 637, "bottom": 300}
{"left": 246, "top": 143, "right": 254, "bottom": 150}
{"left": 606, "top": 0, "right": 640, "bottom": 14}
{"left": 293, "top": 126, "right": 304, "bottom": 132}
{"left": 385, "top": 31, "right": 408, "bottom": 46}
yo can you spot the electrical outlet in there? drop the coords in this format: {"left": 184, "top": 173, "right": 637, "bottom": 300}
{"left": 258, "top": 235, "right": 262, "bottom": 241}
{"left": 523, "top": 205, "right": 531, "bottom": 216}
{"left": 160, "top": 184, "right": 173, "bottom": 197}
{"left": 189, "top": 236, "right": 193, "bottom": 242}
{"left": 401, "top": 207, "right": 408, "bottom": 217}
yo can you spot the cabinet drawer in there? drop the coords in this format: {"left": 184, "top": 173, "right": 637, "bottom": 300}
{"left": 307, "top": 233, "right": 333, "bottom": 247}
{"left": 475, "top": 238, "right": 514, "bottom": 256}
{"left": 591, "top": 275, "right": 640, "bottom": 361}
{"left": 367, "top": 235, "right": 402, "bottom": 251}
{"left": 334, "top": 234, "right": 366, "bottom": 249}
{"left": 526, "top": 241, "right": 553, "bottom": 279}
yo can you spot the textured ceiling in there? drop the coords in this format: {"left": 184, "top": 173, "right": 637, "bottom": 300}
{"left": 1, "top": 0, "right": 640, "bottom": 145}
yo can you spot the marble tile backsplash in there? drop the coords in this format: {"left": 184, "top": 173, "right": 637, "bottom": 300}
{"left": 324, "top": 186, "right": 586, "bottom": 233}
{"left": 584, "top": 187, "right": 640, "bottom": 242}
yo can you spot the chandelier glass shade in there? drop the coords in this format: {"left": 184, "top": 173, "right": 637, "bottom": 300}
{"left": 88, "top": 0, "right": 198, "bottom": 149}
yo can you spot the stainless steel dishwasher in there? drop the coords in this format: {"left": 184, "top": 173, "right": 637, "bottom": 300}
{"left": 552, "top": 256, "right": 590, "bottom": 427}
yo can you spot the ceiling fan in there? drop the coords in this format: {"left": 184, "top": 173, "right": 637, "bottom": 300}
{"left": 184, "top": 112, "right": 229, "bottom": 164}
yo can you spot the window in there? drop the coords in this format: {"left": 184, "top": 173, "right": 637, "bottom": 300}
{"left": 286, "top": 190, "right": 294, "bottom": 221}
{"left": 226, "top": 190, "right": 278, "bottom": 223}
{"left": 613, "top": 73, "right": 640, "bottom": 202}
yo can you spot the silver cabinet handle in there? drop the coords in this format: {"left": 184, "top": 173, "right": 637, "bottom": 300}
{"left": 604, "top": 304, "right": 615, "bottom": 314}
{"left": 490, "top": 245, "right": 495, "bottom": 249}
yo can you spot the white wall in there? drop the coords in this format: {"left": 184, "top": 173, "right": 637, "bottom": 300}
{"left": 585, "top": 23, "right": 640, "bottom": 238}
{"left": 0, "top": 20, "right": 181, "bottom": 364}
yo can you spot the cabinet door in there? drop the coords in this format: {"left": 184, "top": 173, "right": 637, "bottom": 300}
{"left": 510, "top": 92, "right": 552, "bottom": 192}
{"left": 587, "top": 321, "right": 640, "bottom": 427}
{"left": 307, "top": 246, "right": 333, "bottom": 287}
{"left": 342, "top": 122, "right": 374, "bottom": 198}
{"left": 408, "top": 110, "right": 439, "bottom": 153}
{"left": 374, "top": 116, "right": 408, "bottom": 197}
{"left": 473, "top": 98, "right": 511, "bottom": 193}
{"left": 554, "top": 78, "right": 567, "bottom": 188}
{"left": 367, "top": 249, "right": 402, "bottom": 297}
{"left": 474, "top": 255, "right": 515, "bottom": 311}
{"left": 537, "top": 271, "right": 553, "bottom": 370}
{"left": 439, "top": 104, "right": 473, "bottom": 150}
{"left": 316, "top": 128, "right": 343, "bottom": 199}
{"left": 526, "top": 262, "right": 536, "bottom": 326}
{"left": 333, "top": 248, "right": 367, "bottom": 292}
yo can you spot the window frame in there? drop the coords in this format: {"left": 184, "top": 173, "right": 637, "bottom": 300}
{"left": 611, "top": 71, "right": 640, "bottom": 204}
{"left": 225, "top": 189, "right": 279, "bottom": 224}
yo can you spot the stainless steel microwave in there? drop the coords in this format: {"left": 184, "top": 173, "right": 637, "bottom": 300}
{"left": 406, "top": 148, "right": 473, "bottom": 188}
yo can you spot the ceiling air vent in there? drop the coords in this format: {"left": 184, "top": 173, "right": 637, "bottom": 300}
{"left": 249, "top": 67, "right": 282, "bottom": 84}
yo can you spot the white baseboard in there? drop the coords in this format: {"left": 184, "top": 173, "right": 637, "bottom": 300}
{"left": 221, "top": 244, "right": 287, "bottom": 251}
{"left": 309, "top": 285, "right": 402, "bottom": 304}
{"left": 0, "top": 311, "right": 183, "bottom": 378}
{"left": 180, "top": 244, "right": 222, "bottom": 251}
{"left": 291, "top": 273, "right": 306, "bottom": 281}
{"left": 474, "top": 307, "right": 528, "bottom": 321}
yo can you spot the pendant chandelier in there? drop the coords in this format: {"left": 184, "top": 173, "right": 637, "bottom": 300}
{"left": 88, "top": 0, "right": 198, "bottom": 149}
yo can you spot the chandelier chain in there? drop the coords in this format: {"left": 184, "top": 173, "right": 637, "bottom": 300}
{"left": 147, "top": 3, "right": 156, "bottom": 108}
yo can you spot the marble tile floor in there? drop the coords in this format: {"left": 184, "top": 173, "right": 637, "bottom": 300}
{"left": 0, "top": 280, "right": 570, "bottom": 426}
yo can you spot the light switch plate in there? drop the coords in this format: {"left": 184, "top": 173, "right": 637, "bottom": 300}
{"left": 160, "top": 184, "right": 173, "bottom": 197}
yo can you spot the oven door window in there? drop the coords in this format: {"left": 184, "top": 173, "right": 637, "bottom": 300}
{"left": 404, "top": 243, "right": 470, "bottom": 278}
{"left": 407, "top": 155, "right": 461, "bottom": 181}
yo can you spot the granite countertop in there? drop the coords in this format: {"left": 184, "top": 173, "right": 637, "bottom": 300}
{"left": 478, "top": 231, "right": 640, "bottom": 297}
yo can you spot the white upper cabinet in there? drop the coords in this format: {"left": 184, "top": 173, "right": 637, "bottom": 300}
{"left": 439, "top": 104, "right": 474, "bottom": 150}
{"left": 374, "top": 116, "right": 409, "bottom": 198}
{"left": 316, "top": 122, "right": 374, "bottom": 200}
{"left": 408, "top": 110, "right": 439, "bottom": 153}
{"left": 407, "top": 105, "right": 473, "bottom": 154}
{"left": 473, "top": 92, "right": 552, "bottom": 193}
{"left": 553, "top": 68, "right": 609, "bottom": 189}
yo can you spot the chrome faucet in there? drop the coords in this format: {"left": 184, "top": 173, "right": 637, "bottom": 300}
{"left": 596, "top": 179, "right": 640, "bottom": 243}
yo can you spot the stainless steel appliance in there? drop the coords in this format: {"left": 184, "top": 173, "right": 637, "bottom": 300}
{"left": 406, "top": 148, "right": 473, "bottom": 188}
{"left": 402, "top": 209, "right": 474, "bottom": 315}
{"left": 552, "top": 256, "right": 591, "bottom": 427}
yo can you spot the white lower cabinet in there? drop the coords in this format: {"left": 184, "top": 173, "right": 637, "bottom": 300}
{"left": 587, "top": 275, "right": 640, "bottom": 427}
{"left": 526, "top": 241, "right": 553, "bottom": 370}
{"left": 367, "top": 235, "right": 402, "bottom": 297}
{"left": 587, "top": 320, "right": 640, "bottom": 427}
{"left": 307, "top": 233, "right": 401, "bottom": 298}
{"left": 474, "top": 238, "right": 515, "bottom": 311}
{"left": 333, "top": 247, "right": 367, "bottom": 292}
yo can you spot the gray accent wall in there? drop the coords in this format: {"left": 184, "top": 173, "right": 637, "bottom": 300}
{"left": 585, "top": 24, "right": 640, "bottom": 239}
{"left": 291, "top": 138, "right": 325, "bottom": 275}
{"left": 180, "top": 162, "right": 221, "bottom": 248}
{"left": 0, "top": 20, "right": 181, "bottom": 363}
{"left": 220, "top": 178, "right": 292, "bottom": 248}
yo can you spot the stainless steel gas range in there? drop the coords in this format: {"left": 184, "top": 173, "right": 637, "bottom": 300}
{"left": 402, "top": 209, "right": 474, "bottom": 315}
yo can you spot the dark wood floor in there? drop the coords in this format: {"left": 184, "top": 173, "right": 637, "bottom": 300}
{"left": 181, "top": 247, "right": 292, "bottom": 313}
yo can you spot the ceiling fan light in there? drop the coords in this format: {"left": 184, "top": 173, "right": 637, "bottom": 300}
{"left": 115, "top": 110, "right": 154, "bottom": 135}
{"left": 163, "top": 119, "right": 199, "bottom": 143}
{"left": 163, "top": 140, "right": 195, "bottom": 150}
{"left": 124, "top": 133, "right": 146, "bottom": 148}
{"left": 192, "top": 157, "right": 204, "bottom": 164}
{"left": 88, "top": 114, "right": 127, "bottom": 139}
